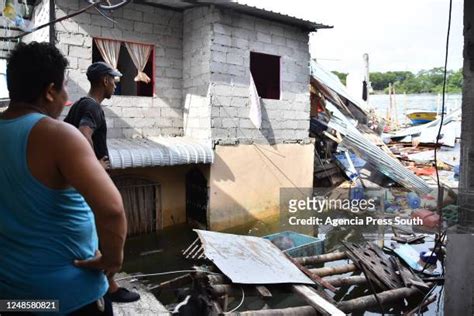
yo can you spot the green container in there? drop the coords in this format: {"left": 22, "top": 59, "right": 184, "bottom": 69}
{"left": 263, "top": 231, "right": 325, "bottom": 258}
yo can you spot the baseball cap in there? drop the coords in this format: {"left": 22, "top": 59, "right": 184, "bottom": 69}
{"left": 86, "top": 62, "right": 122, "bottom": 81}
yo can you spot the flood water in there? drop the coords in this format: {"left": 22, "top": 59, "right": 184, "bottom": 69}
{"left": 122, "top": 217, "right": 444, "bottom": 315}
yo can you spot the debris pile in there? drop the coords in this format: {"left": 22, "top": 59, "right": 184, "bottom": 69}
{"left": 155, "top": 230, "right": 442, "bottom": 315}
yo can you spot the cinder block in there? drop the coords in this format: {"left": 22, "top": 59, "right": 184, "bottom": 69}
{"left": 226, "top": 53, "right": 243, "bottom": 66}
{"left": 256, "top": 32, "right": 271, "bottom": 44}
{"left": 134, "top": 22, "right": 153, "bottom": 34}
{"left": 123, "top": 9, "right": 143, "bottom": 22}
{"left": 101, "top": 27, "right": 123, "bottom": 39}
{"left": 213, "top": 23, "right": 232, "bottom": 35}
{"left": 213, "top": 34, "right": 231, "bottom": 46}
{"left": 91, "top": 15, "right": 113, "bottom": 28}
{"left": 69, "top": 46, "right": 90, "bottom": 59}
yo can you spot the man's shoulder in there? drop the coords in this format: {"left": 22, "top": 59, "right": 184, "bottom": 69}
{"left": 72, "top": 97, "right": 100, "bottom": 109}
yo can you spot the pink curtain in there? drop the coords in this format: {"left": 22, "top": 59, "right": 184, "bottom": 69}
{"left": 125, "top": 42, "right": 152, "bottom": 83}
{"left": 94, "top": 38, "right": 121, "bottom": 70}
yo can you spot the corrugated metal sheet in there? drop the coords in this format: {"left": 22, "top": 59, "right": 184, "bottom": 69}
{"left": 141, "top": 0, "right": 332, "bottom": 31}
{"left": 191, "top": 229, "right": 314, "bottom": 285}
{"left": 325, "top": 102, "right": 432, "bottom": 194}
{"left": 108, "top": 137, "right": 214, "bottom": 169}
{"left": 310, "top": 60, "right": 369, "bottom": 114}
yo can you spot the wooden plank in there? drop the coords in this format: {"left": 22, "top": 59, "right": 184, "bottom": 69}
{"left": 291, "top": 285, "right": 345, "bottom": 316}
{"left": 294, "top": 251, "right": 347, "bottom": 265}
{"left": 325, "top": 275, "right": 367, "bottom": 287}
{"left": 309, "top": 263, "right": 357, "bottom": 277}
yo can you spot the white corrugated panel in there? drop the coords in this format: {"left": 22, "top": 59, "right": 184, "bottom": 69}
{"left": 108, "top": 137, "right": 214, "bottom": 169}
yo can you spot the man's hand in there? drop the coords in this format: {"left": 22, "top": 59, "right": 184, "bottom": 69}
{"left": 99, "top": 156, "right": 111, "bottom": 170}
{"left": 74, "top": 250, "right": 123, "bottom": 278}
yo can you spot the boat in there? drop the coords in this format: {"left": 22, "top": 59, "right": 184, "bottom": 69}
{"left": 406, "top": 110, "right": 438, "bottom": 125}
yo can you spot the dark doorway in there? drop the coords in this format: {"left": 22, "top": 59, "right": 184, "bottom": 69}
{"left": 186, "top": 169, "right": 209, "bottom": 229}
{"left": 112, "top": 176, "right": 161, "bottom": 236}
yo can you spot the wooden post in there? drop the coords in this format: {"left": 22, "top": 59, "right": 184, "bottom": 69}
{"left": 294, "top": 251, "right": 347, "bottom": 266}
{"left": 325, "top": 275, "right": 367, "bottom": 287}
{"left": 309, "top": 263, "right": 357, "bottom": 277}
{"left": 336, "top": 286, "right": 424, "bottom": 313}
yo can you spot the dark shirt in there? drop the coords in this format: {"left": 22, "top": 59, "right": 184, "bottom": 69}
{"left": 64, "top": 97, "right": 108, "bottom": 160}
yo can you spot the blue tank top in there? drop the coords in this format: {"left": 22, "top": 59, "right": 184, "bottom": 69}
{"left": 0, "top": 113, "right": 108, "bottom": 314}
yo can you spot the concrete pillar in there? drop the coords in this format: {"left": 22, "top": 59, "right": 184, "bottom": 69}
{"left": 445, "top": 0, "right": 474, "bottom": 314}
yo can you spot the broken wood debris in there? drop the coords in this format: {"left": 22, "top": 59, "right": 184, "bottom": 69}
{"left": 157, "top": 232, "right": 435, "bottom": 315}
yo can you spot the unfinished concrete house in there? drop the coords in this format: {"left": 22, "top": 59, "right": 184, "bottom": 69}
{"left": 19, "top": 0, "right": 330, "bottom": 232}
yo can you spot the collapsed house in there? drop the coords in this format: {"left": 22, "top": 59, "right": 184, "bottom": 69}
{"left": 309, "top": 61, "right": 432, "bottom": 195}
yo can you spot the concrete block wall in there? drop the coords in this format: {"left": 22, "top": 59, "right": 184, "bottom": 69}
{"left": 208, "top": 8, "right": 311, "bottom": 144}
{"left": 182, "top": 7, "right": 213, "bottom": 141}
{"left": 54, "top": 0, "right": 184, "bottom": 138}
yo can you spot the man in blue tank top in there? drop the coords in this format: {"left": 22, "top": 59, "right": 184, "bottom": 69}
{"left": 0, "top": 42, "right": 127, "bottom": 315}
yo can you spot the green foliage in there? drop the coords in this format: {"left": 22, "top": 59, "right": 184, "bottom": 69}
{"left": 370, "top": 68, "right": 462, "bottom": 94}
{"left": 332, "top": 71, "right": 348, "bottom": 85}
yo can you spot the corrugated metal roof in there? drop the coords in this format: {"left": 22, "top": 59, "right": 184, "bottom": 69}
{"left": 108, "top": 137, "right": 214, "bottom": 169}
{"left": 140, "top": 0, "right": 332, "bottom": 31}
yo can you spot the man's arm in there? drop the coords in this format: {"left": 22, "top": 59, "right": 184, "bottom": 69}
{"left": 79, "top": 121, "right": 110, "bottom": 169}
{"left": 78, "top": 125, "right": 94, "bottom": 148}
{"left": 54, "top": 122, "right": 127, "bottom": 273}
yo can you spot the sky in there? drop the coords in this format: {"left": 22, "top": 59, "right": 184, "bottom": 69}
{"left": 240, "top": 0, "right": 464, "bottom": 74}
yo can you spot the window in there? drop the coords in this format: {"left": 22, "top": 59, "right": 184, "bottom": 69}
{"left": 250, "top": 52, "right": 280, "bottom": 99}
{"left": 92, "top": 38, "right": 154, "bottom": 97}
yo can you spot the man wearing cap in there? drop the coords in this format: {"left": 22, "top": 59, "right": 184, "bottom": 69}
{"left": 65, "top": 62, "right": 121, "bottom": 169}
{"left": 65, "top": 62, "right": 140, "bottom": 303}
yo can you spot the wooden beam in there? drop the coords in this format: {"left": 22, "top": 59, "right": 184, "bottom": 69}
{"left": 291, "top": 285, "right": 345, "bottom": 316}
{"left": 294, "top": 251, "right": 348, "bottom": 265}
{"left": 309, "top": 263, "right": 357, "bottom": 277}
{"left": 337, "top": 286, "right": 424, "bottom": 313}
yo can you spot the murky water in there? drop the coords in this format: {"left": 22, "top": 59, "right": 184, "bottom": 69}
{"left": 122, "top": 217, "right": 444, "bottom": 315}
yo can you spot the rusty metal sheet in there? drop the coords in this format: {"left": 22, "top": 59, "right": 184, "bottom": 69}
{"left": 193, "top": 230, "right": 314, "bottom": 285}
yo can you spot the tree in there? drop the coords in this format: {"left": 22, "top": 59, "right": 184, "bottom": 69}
{"left": 332, "top": 71, "right": 348, "bottom": 85}
{"left": 369, "top": 68, "right": 462, "bottom": 94}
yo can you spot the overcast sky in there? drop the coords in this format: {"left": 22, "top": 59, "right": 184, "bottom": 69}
{"left": 241, "top": 0, "right": 463, "bottom": 73}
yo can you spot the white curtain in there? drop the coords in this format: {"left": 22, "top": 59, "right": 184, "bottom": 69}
{"left": 125, "top": 42, "right": 152, "bottom": 83}
{"left": 249, "top": 72, "right": 262, "bottom": 129}
{"left": 94, "top": 38, "right": 121, "bottom": 70}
